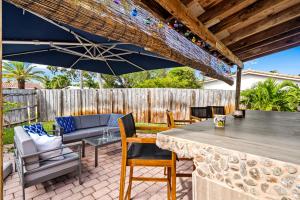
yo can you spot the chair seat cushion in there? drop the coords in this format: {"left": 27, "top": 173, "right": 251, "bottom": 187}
{"left": 63, "top": 127, "right": 104, "bottom": 142}
{"left": 107, "top": 114, "right": 124, "bottom": 127}
{"left": 63, "top": 126, "right": 120, "bottom": 142}
{"left": 127, "top": 143, "right": 171, "bottom": 160}
{"left": 24, "top": 148, "right": 79, "bottom": 186}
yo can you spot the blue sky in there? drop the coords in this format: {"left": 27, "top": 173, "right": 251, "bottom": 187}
{"left": 243, "top": 46, "right": 300, "bottom": 75}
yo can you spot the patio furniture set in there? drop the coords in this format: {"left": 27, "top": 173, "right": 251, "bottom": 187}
{"left": 13, "top": 113, "right": 123, "bottom": 200}
{"left": 10, "top": 105, "right": 233, "bottom": 200}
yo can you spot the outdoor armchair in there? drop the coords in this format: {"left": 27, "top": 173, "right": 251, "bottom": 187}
{"left": 118, "top": 113, "right": 177, "bottom": 200}
{"left": 14, "top": 126, "right": 82, "bottom": 200}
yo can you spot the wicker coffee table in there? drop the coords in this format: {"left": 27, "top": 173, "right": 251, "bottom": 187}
{"left": 83, "top": 131, "right": 121, "bottom": 167}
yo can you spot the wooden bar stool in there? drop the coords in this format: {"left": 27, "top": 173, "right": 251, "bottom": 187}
{"left": 165, "top": 110, "right": 194, "bottom": 177}
{"left": 166, "top": 109, "right": 193, "bottom": 127}
{"left": 190, "top": 106, "right": 212, "bottom": 121}
{"left": 118, "top": 113, "right": 177, "bottom": 200}
{"left": 210, "top": 106, "right": 226, "bottom": 116}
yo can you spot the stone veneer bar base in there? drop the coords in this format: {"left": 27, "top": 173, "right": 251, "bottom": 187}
{"left": 193, "top": 172, "right": 257, "bottom": 200}
{"left": 156, "top": 111, "right": 300, "bottom": 200}
{"left": 157, "top": 134, "right": 300, "bottom": 200}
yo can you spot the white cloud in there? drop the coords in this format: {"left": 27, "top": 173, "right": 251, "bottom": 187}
{"left": 244, "top": 59, "right": 258, "bottom": 70}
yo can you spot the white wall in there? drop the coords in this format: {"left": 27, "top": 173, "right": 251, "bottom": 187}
{"left": 204, "top": 74, "right": 300, "bottom": 90}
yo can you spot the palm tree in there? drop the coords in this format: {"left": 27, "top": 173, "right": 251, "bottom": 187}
{"left": 241, "top": 78, "right": 300, "bottom": 112}
{"left": 3, "top": 61, "right": 45, "bottom": 89}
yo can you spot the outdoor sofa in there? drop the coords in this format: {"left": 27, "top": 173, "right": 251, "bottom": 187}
{"left": 14, "top": 126, "right": 82, "bottom": 200}
{"left": 54, "top": 114, "right": 123, "bottom": 155}
{"left": 54, "top": 114, "right": 122, "bottom": 143}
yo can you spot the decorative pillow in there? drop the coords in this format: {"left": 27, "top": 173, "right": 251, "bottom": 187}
{"left": 23, "top": 123, "right": 48, "bottom": 136}
{"left": 55, "top": 116, "right": 76, "bottom": 134}
{"left": 28, "top": 133, "right": 64, "bottom": 161}
{"left": 107, "top": 114, "right": 124, "bottom": 127}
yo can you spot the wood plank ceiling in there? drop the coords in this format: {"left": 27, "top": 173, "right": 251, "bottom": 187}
{"left": 140, "top": 0, "right": 300, "bottom": 63}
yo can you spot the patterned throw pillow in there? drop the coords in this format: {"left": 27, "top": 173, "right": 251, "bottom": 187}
{"left": 55, "top": 116, "right": 76, "bottom": 134}
{"left": 23, "top": 123, "right": 48, "bottom": 136}
{"left": 107, "top": 114, "right": 124, "bottom": 127}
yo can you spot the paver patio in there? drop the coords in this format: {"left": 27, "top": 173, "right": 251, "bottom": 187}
{"left": 4, "top": 142, "right": 193, "bottom": 200}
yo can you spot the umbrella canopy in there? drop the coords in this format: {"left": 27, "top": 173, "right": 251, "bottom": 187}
{"left": 3, "top": 1, "right": 180, "bottom": 76}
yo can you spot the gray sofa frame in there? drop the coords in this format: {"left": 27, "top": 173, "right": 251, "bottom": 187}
{"left": 14, "top": 126, "right": 82, "bottom": 200}
{"left": 53, "top": 114, "right": 121, "bottom": 156}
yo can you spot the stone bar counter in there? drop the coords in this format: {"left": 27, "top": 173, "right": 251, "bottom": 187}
{"left": 156, "top": 111, "right": 300, "bottom": 200}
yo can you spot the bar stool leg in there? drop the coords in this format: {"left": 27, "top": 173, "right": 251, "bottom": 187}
{"left": 171, "top": 152, "right": 176, "bottom": 200}
{"left": 119, "top": 157, "right": 127, "bottom": 200}
{"left": 167, "top": 167, "right": 171, "bottom": 200}
{"left": 126, "top": 166, "right": 133, "bottom": 200}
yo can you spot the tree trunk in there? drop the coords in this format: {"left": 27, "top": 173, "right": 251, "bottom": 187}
{"left": 18, "top": 79, "right": 25, "bottom": 89}
{"left": 97, "top": 73, "right": 103, "bottom": 89}
{"left": 79, "top": 70, "right": 83, "bottom": 89}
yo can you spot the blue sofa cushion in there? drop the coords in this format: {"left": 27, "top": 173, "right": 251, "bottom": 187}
{"left": 55, "top": 116, "right": 76, "bottom": 134}
{"left": 107, "top": 114, "right": 124, "bottom": 127}
{"left": 98, "top": 114, "right": 111, "bottom": 126}
{"left": 23, "top": 123, "right": 48, "bottom": 136}
{"left": 78, "top": 115, "right": 101, "bottom": 129}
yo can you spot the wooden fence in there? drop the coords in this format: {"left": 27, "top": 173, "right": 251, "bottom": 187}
{"left": 3, "top": 89, "right": 38, "bottom": 126}
{"left": 3, "top": 88, "right": 235, "bottom": 124}
{"left": 36, "top": 88, "right": 235, "bottom": 123}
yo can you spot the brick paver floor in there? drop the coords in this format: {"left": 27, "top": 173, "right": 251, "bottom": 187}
{"left": 4, "top": 143, "right": 193, "bottom": 200}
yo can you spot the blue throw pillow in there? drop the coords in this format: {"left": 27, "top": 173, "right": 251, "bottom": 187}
{"left": 55, "top": 116, "right": 76, "bottom": 134}
{"left": 107, "top": 114, "right": 124, "bottom": 127}
{"left": 23, "top": 123, "right": 48, "bottom": 136}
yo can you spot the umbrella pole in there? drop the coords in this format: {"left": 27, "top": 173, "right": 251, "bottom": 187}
{"left": 0, "top": 0, "right": 3, "bottom": 199}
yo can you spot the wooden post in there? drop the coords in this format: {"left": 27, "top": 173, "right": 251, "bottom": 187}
{"left": 0, "top": 1, "right": 3, "bottom": 199}
{"left": 235, "top": 67, "right": 242, "bottom": 110}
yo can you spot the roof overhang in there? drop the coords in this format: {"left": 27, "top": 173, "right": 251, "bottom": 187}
{"left": 139, "top": 0, "right": 300, "bottom": 63}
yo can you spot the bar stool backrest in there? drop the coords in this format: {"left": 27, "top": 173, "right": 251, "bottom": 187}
{"left": 118, "top": 113, "right": 137, "bottom": 145}
{"left": 166, "top": 110, "right": 175, "bottom": 128}
{"left": 190, "top": 107, "right": 212, "bottom": 119}
{"left": 211, "top": 106, "right": 225, "bottom": 116}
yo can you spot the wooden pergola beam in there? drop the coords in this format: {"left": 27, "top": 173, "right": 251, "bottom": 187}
{"left": 222, "top": 3, "right": 300, "bottom": 46}
{"left": 210, "top": 0, "right": 295, "bottom": 34}
{"left": 228, "top": 17, "right": 300, "bottom": 52}
{"left": 199, "top": 0, "right": 256, "bottom": 28}
{"left": 152, "top": 0, "right": 243, "bottom": 68}
{"left": 238, "top": 33, "right": 300, "bottom": 61}
{"left": 234, "top": 28, "right": 300, "bottom": 55}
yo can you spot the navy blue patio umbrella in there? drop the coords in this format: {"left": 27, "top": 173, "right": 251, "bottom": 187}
{"left": 3, "top": 1, "right": 181, "bottom": 76}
